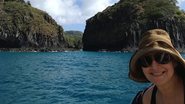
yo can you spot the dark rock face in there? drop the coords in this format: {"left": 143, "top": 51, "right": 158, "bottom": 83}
{"left": 0, "top": 1, "right": 67, "bottom": 50}
{"left": 83, "top": 0, "right": 185, "bottom": 51}
{"left": 0, "top": 25, "right": 65, "bottom": 48}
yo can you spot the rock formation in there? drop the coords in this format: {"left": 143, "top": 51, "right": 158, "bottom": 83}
{"left": 0, "top": 0, "right": 67, "bottom": 51}
{"left": 83, "top": 0, "right": 185, "bottom": 51}
{"left": 64, "top": 31, "right": 83, "bottom": 49}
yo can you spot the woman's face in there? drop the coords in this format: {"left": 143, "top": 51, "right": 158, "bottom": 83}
{"left": 140, "top": 52, "right": 176, "bottom": 86}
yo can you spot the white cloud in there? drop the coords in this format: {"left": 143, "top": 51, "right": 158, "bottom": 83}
{"left": 24, "top": 0, "right": 82, "bottom": 25}
{"left": 24, "top": 0, "right": 184, "bottom": 31}
{"left": 81, "top": 0, "right": 118, "bottom": 18}
{"left": 24, "top": 0, "right": 118, "bottom": 26}
{"left": 177, "top": 0, "right": 185, "bottom": 10}
{"left": 178, "top": 0, "right": 185, "bottom": 3}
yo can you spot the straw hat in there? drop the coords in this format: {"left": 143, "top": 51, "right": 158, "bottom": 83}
{"left": 129, "top": 29, "right": 185, "bottom": 82}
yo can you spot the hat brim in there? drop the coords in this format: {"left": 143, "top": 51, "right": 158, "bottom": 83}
{"left": 129, "top": 46, "right": 185, "bottom": 82}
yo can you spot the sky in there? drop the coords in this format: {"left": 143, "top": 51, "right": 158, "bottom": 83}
{"left": 24, "top": 0, "right": 185, "bottom": 32}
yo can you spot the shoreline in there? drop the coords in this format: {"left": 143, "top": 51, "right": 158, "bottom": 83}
{"left": 0, "top": 48, "right": 81, "bottom": 52}
{"left": 0, "top": 48, "right": 184, "bottom": 53}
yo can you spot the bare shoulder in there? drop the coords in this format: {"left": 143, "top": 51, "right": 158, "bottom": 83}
{"left": 142, "top": 85, "right": 155, "bottom": 104}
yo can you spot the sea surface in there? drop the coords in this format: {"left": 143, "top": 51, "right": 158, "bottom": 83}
{"left": 0, "top": 51, "right": 158, "bottom": 104}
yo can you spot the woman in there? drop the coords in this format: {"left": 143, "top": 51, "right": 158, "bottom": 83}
{"left": 129, "top": 29, "right": 185, "bottom": 104}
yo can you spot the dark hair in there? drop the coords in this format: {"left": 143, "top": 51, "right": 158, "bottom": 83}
{"left": 135, "top": 60, "right": 150, "bottom": 82}
{"left": 175, "top": 63, "right": 185, "bottom": 80}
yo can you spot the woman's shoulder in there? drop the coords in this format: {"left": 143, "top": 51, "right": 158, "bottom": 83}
{"left": 131, "top": 85, "right": 155, "bottom": 104}
{"left": 142, "top": 85, "right": 155, "bottom": 104}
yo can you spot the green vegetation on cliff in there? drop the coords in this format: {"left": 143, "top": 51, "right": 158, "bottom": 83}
{"left": 83, "top": 0, "right": 185, "bottom": 51}
{"left": 2, "top": 1, "right": 59, "bottom": 36}
{"left": 0, "top": 0, "right": 66, "bottom": 50}
{"left": 64, "top": 31, "right": 83, "bottom": 49}
{"left": 90, "top": 0, "right": 185, "bottom": 24}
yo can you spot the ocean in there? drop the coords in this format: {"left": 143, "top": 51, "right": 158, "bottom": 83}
{"left": 0, "top": 51, "right": 151, "bottom": 104}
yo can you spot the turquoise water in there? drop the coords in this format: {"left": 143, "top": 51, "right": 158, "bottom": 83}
{"left": 0, "top": 51, "right": 149, "bottom": 104}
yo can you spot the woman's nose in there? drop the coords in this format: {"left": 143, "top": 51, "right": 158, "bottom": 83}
{"left": 151, "top": 60, "right": 159, "bottom": 70}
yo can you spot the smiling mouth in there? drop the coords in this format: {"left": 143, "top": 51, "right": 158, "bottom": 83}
{"left": 151, "top": 71, "right": 165, "bottom": 76}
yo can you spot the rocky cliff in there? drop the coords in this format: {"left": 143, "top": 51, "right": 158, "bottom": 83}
{"left": 83, "top": 0, "right": 185, "bottom": 51}
{"left": 0, "top": 0, "right": 67, "bottom": 51}
{"left": 64, "top": 31, "right": 83, "bottom": 49}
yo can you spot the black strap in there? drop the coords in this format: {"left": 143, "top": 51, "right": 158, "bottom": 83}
{"left": 183, "top": 80, "right": 185, "bottom": 104}
{"left": 131, "top": 86, "right": 151, "bottom": 104}
{"left": 151, "top": 80, "right": 185, "bottom": 104}
{"left": 131, "top": 91, "right": 143, "bottom": 104}
{"left": 151, "top": 86, "right": 157, "bottom": 104}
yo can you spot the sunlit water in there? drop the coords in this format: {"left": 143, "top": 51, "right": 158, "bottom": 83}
{"left": 0, "top": 51, "right": 161, "bottom": 104}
